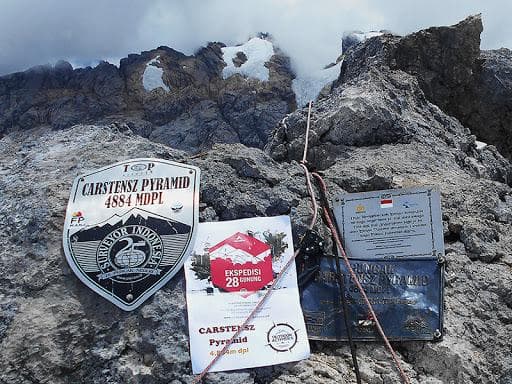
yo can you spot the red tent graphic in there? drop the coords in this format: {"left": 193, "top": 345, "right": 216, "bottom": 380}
{"left": 209, "top": 232, "right": 273, "bottom": 293}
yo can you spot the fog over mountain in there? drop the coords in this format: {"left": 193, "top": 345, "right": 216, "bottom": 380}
{"left": 1, "top": 0, "right": 511, "bottom": 76}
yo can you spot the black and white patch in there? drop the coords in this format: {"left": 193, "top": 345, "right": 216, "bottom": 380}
{"left": 63, "top": 158, "right": 200, "bottom": 311}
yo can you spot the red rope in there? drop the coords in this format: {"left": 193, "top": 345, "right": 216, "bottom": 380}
{"left": 312, "top": 172, "right": 411, "bottom": 384}
{"left": 193, "top": 100, "right": 411, "bottom": 384}
{"left": 301, "top": 100, "right": 409, "bottom": 383}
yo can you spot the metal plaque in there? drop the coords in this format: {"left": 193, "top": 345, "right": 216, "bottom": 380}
{"left": 63, "top": 158, "right": 200, "bottom": 311}
{"left": 300, "top": 257, "right": 444, "bottom": 341}
{"left": 332, "top": 186, "right": 444, "bottom": 260}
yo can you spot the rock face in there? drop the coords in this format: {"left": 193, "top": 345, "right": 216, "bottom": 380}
{"left": 266, "top": 16, "right": 512, "bottom": 382}
{"left": 463, "top": 48, "right": 512, "bottom": 159}
{"left": 391, "top": 15, "right": 512, "bottom": 160}
{"left": 341, "top": 30, "right": 387, "bottom": 53}
{"left": 0, "top": 60, "right": 127, "bottom": 131}
{"left": 338, "top": 15, "right": 512, "bottom": 160}
{"left": 0, "top": 38, "right": 295, "bottom": 152}
{"left": 2, "top": 16, "right": 511, "bottom": 160}
{"left": 392, "top": 15, "right": 483, "bottom": 113}
{"left": 1, "top": 16, "right": 512, "bottom": 384}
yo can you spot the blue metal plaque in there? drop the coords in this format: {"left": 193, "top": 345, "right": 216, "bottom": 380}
{"left": 300, "top": 257, "right": 444, "bottom": 341}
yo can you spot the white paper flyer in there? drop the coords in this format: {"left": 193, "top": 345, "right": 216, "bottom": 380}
{"left": 184, "top": 216, "right": 310, "bottom": 373}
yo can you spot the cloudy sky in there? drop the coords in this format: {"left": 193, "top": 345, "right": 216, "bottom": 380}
{"left": 0, "top": 0, "right": 510, "bottom": 76}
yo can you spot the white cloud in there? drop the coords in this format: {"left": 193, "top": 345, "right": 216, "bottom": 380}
{"left": 0, "top": 0, "right": 510, "bottom": 76}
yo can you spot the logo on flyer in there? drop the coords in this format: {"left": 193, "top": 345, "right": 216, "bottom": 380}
{"left": 266, "top": 323, "right": 298, "bottom": 352}
{"left": 189, "top": 230, "right": 289, "bottom": 298}
{"left": 209, "top": 232, "right": 273, "bottom": 293}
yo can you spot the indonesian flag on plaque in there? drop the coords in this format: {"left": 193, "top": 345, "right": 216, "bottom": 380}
{"left": 209, "top": 232, "right": 273, "bottom": 293}
{"left": 380, "top": 198, "right": 393, "bottom": 208}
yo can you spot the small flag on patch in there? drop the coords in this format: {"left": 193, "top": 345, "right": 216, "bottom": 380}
{"left": 380, "top": 198, "right": 393, "bottom": 208}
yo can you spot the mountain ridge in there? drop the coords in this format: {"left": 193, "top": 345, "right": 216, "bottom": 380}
{"left": 1, "top": 15, "right": 510, "bottom": 161}
{"left": 0, "top": 38, "right": 296, "bottom": 152}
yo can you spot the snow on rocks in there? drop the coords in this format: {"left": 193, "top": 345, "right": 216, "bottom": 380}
{"left": 221, "top": 37, "right": 274, "bottom": 82}
{"left": 142, "top": 55, "right": 170, "bottom": 92}
{"left": 350, "top": 31, "right": 384, "bottom": 42}
{"left": 292, "top": 62, "right": 342, "bottom": 107}
{"left": 342, "top": 31, "right": 384, "bottom": 52}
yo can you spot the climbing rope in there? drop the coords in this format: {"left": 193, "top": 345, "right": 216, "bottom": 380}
{"left": 193, "top": 101, "right": 411, "bottom": 384}
{"left": 313, "top": 173, "right": 411, "bottom": 384}
{"left": 301, "top": 101, "right": 410, "bottom": 384}
{"left": 192, "top": 113, "right": 318, "bottom": 384}
{"left": 312, "top": 167, "right": 362, "bottom": 384}
{"left": 300, "top": 102, "right": 360, "bottom": 383}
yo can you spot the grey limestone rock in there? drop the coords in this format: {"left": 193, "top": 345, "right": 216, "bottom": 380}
{"left": 1, "top": 82, "right": 512, "bottom": 383}
{"left": 338, "top": 15, "right": 512, "bottom": 161}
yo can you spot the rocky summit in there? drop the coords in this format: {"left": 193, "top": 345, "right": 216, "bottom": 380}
{"left": 1, "top": 15, "right": 512, "bottom": 384}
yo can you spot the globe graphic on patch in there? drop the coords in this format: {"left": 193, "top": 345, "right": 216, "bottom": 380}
{"left": 115, "top": 251, "right": 145, "bottom": 268}
{"left": 113, "top": 237, "right": 147, "bottom": 268}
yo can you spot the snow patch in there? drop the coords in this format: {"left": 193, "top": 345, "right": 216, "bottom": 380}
{"left": 221, "top": 37, "right": 274, "bottom": 82}
{"left": 104, "top": 57, "right": 122, "bottom": 67}
{"left": 475, "top": 140, "right": 488, "bottom": 150}
{"left": 143, "top": 55, "right": 169, "bottom": 92}
{"left": 343, "top": 31, "right": 384, "bottom": 49}
{"left": 342, "top": 30, "right": 385, "bottom": 53}
{"left": 292, "top": 61, "right": 342, "bottom": 107}
{"left": 352, "top": 31, "right": 383, "bottom": 42}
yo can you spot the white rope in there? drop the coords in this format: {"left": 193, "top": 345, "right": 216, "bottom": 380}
{"left": 192, "top": 105, "right": 318, "bottom": 383}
